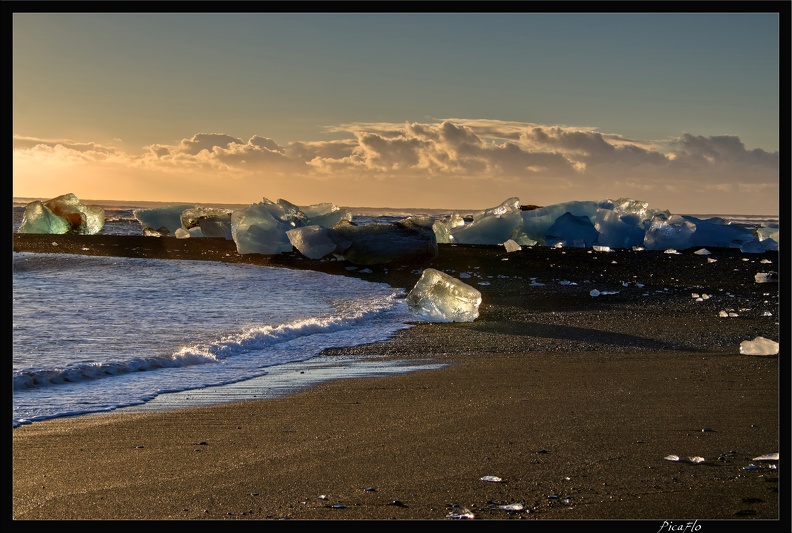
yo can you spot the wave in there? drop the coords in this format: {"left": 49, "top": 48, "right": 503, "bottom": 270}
{"left": 14, "top": 292, "right": 406, "bottom": 391}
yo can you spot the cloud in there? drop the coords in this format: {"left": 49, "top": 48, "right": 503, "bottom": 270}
{"left": 12, "top": 120, "right": 779, "bottom": 213}
{"left": 670, "top": 133, "right": 779, "bottom": 170}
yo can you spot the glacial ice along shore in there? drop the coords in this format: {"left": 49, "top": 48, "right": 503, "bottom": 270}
{"left": 18, "top": 194, "right": 779, "bottom": 260}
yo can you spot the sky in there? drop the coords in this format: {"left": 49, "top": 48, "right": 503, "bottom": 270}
{"left": 11, "top": 10, "right": 784, "bottom": 215}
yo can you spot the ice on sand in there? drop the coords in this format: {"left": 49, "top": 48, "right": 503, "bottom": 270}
{"left": 18, "top": 193, "right": 105, "bottom": 235}
{"left": 180, "top": 206, "right": 233, "bottom": 238}
{"left": 286, "top": 225, "right": 348, "bottom": 259}
{"left": 448, "top": 197, "right": 523, "bottom": 245}
{"left": 332, "top": 219, "right": 438, "bottom": 265}
{"left": 739, "top": 336, "right": 779, "bottom": 356}
{"left": 502, "top": 239, "right": 522, "bottom": 252}
{"left": 406, "top": 269, "right": 482, "bottom": 322}
{"left": 231, "top": 201, "right": 294, "bottom": 255}
{"left": 134, "top": 203, "right": 197, "bottom": 236}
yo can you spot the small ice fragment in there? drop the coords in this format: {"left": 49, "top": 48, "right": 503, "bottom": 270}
{"left": 592, "top": 245, "right": 611, "bottom": 252}
{"left": 331, "top": 503, "right": 347, "bottom": 509}
{"left": 743, "top": 464, "right": 759, "bottom": 470}
{"left": 175, "top": 227, "right": 190, "bottom": 239}
{"left": 760, "top": 259, "right": 772, "bottom": 264}
{"left": 753, "top": 453, "right": 778, "bottom": 461}
{"left": 707, "top": 258, "right": 717, "bottom": 263}
{"left": 558, "top": 280, "right": 577, "bottom": 286}
{"left": 664, "top": 249, "right": 680, "bottom": 254}
{"left": 664, "top": 455, "right": 680, "bottom": 462}
{"left": 478, "top": 281, "right": 490, "bottom": 286}
{"left": 691, "top": 293, "right": 700, "bottom": 298}
{"left": 694, "top": 248, "right": 711, "bottom": 255}
{"left": 755, "top": 272, "right": 778, "bottom": 283}
{"left": 689, "top": 456, "right": 705, "bottom": 464}
{"left": 318, "top": 495, "right": 329, "bottom": 500}
{"left": 590, "top": 289, "right": 601, "bottom": 297}
{"left": 481, "top": 475, "right": 503, "bottom": 482}
{"left": 498, "top": 503, "right": 524, "bottom": 512}
{"left": 502, "top": 239, "right": 522, "bottom": 252}
{"left": 739, "top": 336, "right": 779, "bottom": 355}
{"left": 447, "top": 507, "right": 475, "bottom": 519}
{"left": 359, "top": 268, "right": 373, "bottom": 273}
{"left": 345, "top": 266, "right": 358, "bottom": 271}
{"left": 459, "top": 272, "right": 472, "bottom": 278}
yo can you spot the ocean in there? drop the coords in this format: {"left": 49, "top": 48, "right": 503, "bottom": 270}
{"left": 11, "top": 199, "right": 779, "bottom": 428}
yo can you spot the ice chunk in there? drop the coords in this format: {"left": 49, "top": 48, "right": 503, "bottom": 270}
{"left": 286, "top": 225, "right": 349, "bottom": 259}
{"left": 498, "top": 503, "right": 524, "bottom": 512}
{"left": 755, "top": 272, "right": 778, "bottom": 283}
{"left": 263, "top": 197, "right": 309, "bottom": 227}
{"left": 432, "top": 212, "right": 466, "bottom": 243}
{"left": 753, "top": 453, "right": 779, "bottom": 461}
{"left": 502, "top": 239, "right": 522, "bottom": 252}
{"left": 447, "top": 507, "right": 475, "bottom": 519}
{"left": 741, "top": 238, "right": 773, "bottom": 253}
{"left": 520, "top": 200, "right": 598, "bottom": 245}
{"left": 406, "top": 268, "right": 482, "bottom": 322}
{"left": 134, "top": 204, "right": 197, "bottom": 236}
{"left": 180, "top": 207, "right": 232, "bottom": 238}
{"left": 597, "top": 197, "right": 664, "bottom": 222}
{"left": 643, "top": 214, "right": 696, "bottom": 250}
{"left": 684, "top": 215, "right": 755, "bottom": 248}
{"left": 301, "top": 202, "right": 352, "bottom": 227}
{"left": 231, "top": 201, "right": 294, "bottom": 255}
{"left": 449, "top": 197, "right": 523, "bottom": 245}
{"left": 46, "top": 193, "right": 105, "bottom": 235}
{"left": 17, "top": 201, "right": 71, "bottom": 234}
{"left": 546, "top": 212, "right": 598, "bottom": 248}
{"left": 645, "top": 214, "right": 756, "bottom": 251}
{"left": 594, "top": 207, "right": 646, "bottom": 248}
{"left": 739, "top": 336, "right": 779, "bottom": 355}
{"left": 756, "top": 223, "right": 779, "bottom": 247}
{"left": 18, "top": 193, "right": 105, "bottom": 235}
{"left": 332, "top": 219, "right": 438, "bottom": 265}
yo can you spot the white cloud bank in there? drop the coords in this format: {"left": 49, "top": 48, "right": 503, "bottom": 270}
{"left": 12, "top": 119, "right": 779, "bottom": 215}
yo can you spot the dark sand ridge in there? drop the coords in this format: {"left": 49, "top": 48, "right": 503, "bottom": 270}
{"left": 11, "top": 234, "right": 783, "bottom": 522}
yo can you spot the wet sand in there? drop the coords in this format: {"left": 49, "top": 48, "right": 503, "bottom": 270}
{"left": 11, "top": 234, "right": 784, "bottom": 523}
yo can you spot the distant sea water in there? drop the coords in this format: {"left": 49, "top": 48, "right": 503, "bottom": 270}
{"left": 11, "top": 198, "right": 779, "bottom": 428}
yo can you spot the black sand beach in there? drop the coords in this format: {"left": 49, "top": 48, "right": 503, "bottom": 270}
{"left": 11, "top": 233, "right": 784, "bottom": 523}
